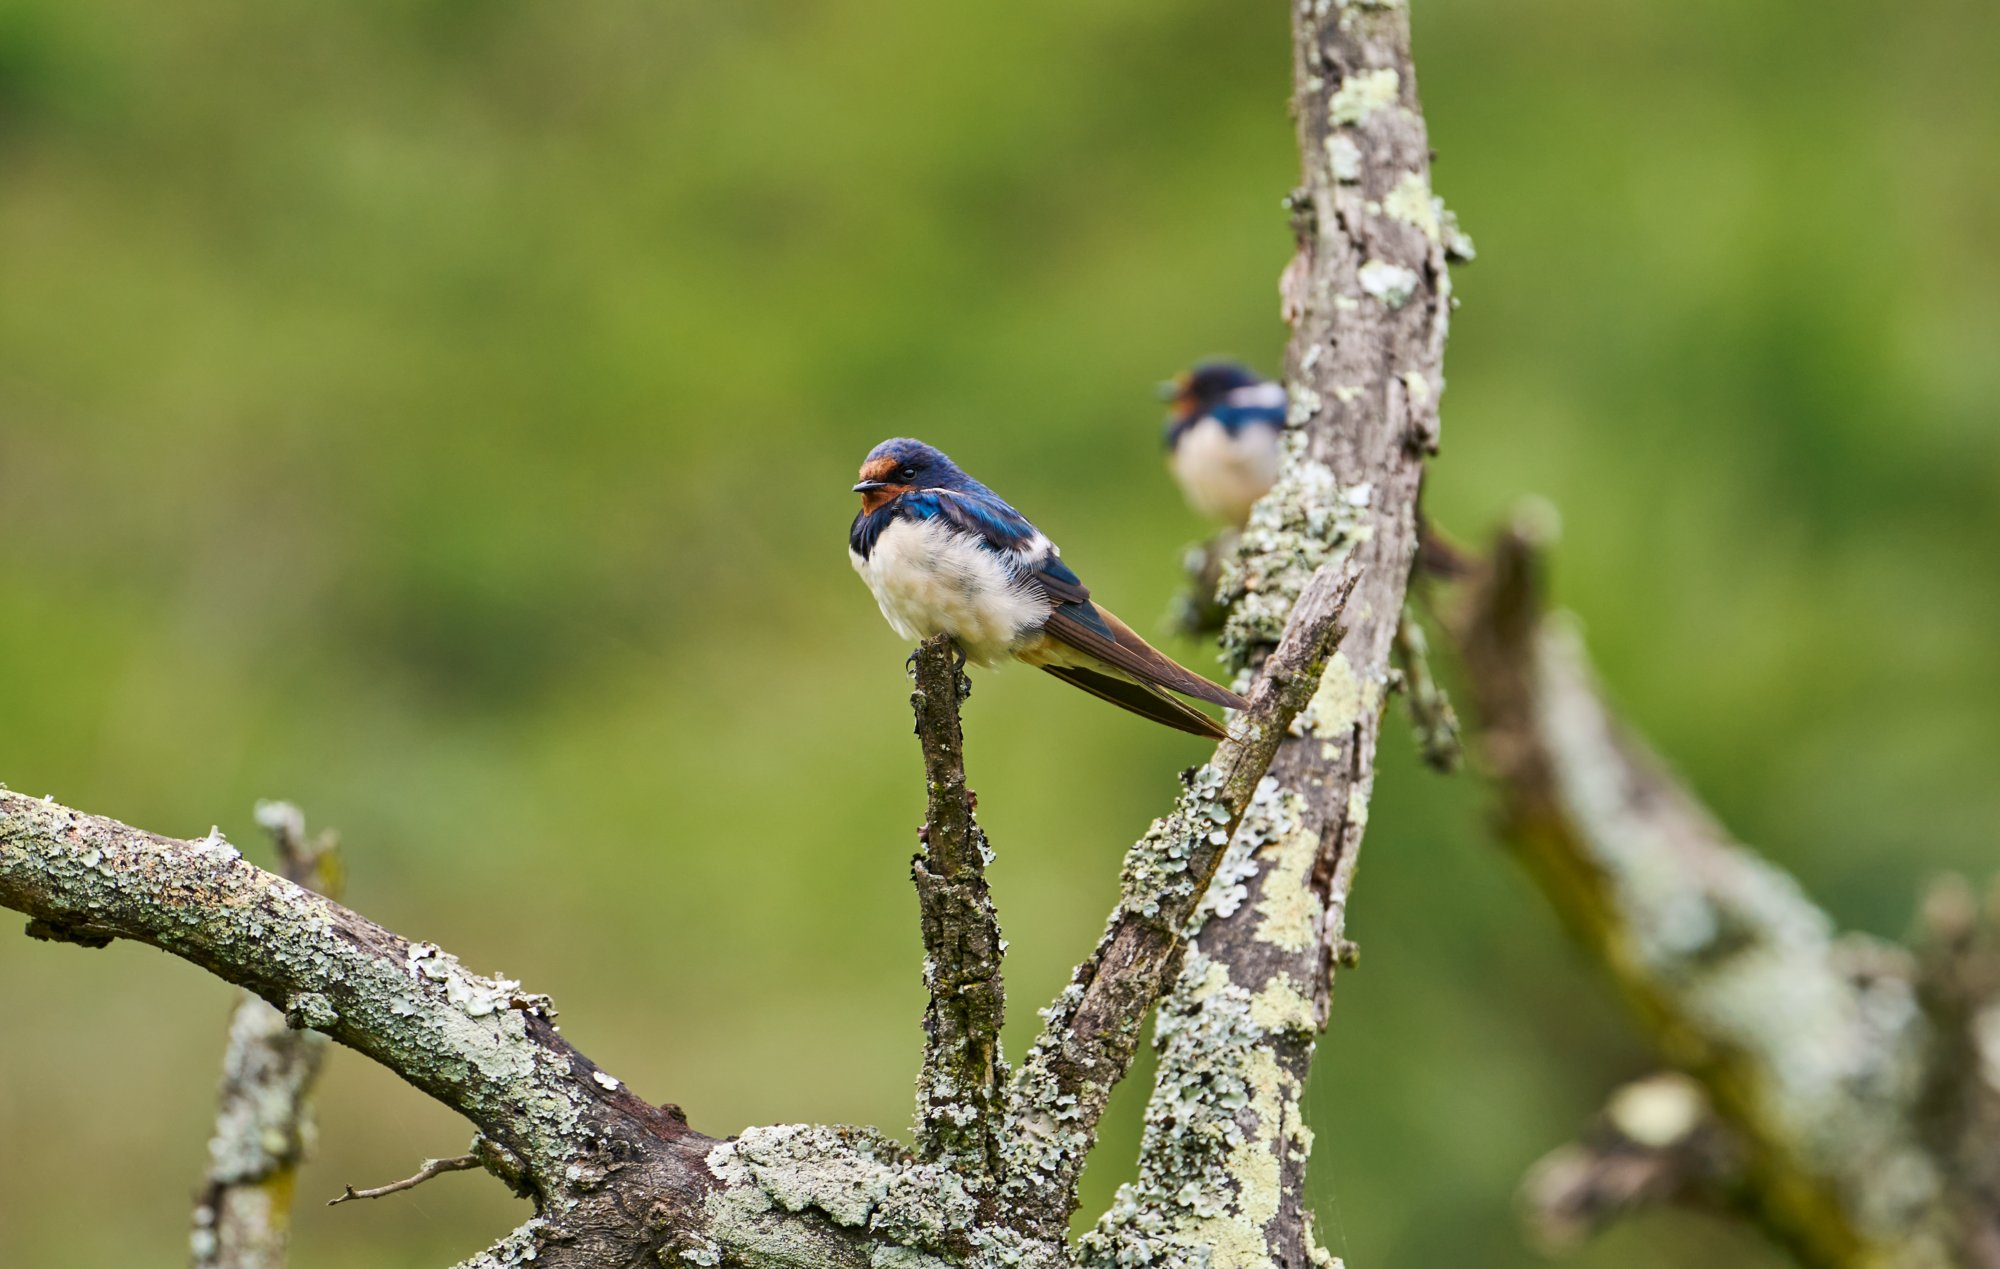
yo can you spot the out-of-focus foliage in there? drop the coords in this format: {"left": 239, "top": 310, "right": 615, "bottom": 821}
{"left": 1, "top": 0, "right": 1994, "bottom": 1265}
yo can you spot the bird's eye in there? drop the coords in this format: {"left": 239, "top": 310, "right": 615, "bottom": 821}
{"left": 899, "top": 465, "right": 918, "bottom": 481}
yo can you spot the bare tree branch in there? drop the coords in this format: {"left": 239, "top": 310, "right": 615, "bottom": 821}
{"left": 909, "top": 634, "right": 1008, "bottom": 1176}
{"left": 1449, "top": 514, "right": 1968, "bottom": 1269}
{"left": 191, "top": 802, "right": 342, "bottom": 1269}
{"left": 1002, "top": 555, "right": 1360, "bottom": 1232}
{"left": 0, "top": 790, "right": 717, "bottom": 1268}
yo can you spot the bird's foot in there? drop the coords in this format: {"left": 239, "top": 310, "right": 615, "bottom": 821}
{"left": 947, "top": 640, "right": 973, "bottom": 702}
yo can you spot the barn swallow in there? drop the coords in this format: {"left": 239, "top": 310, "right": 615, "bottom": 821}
{"left": 849, "top": 438, "right": 1247, "bottom": 739}
{"left": 1161, "top": 361, "right": 1288, "bottom": 528}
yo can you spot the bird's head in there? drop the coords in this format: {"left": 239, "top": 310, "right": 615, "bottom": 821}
{"left": 1161, "top": 360, "right": 1267, "bottom": 423}
{"left": 853, "top": 438, "right": 961, "bottom": 511}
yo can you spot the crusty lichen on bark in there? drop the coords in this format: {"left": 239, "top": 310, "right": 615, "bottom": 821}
{"left": 1453, "top": 518, "right": 1968, "bottom": 1269}
{"left": 906, "top": 635, "right": 1011, "bottom": 1181}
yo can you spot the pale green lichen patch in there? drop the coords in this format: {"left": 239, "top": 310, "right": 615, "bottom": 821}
{"left": 1324, "top": 134, "right": 1363, "bottom": 183}
{"left": 1253, "top": 796, "right": 1322, "bottom": 956}
{"left": 1118, "top": 764, "right": 1231, "bottom": 921}
{"left": 1079, "top": 946, "right": 1311, "bottom": 1269}
{"left": 1190, "top": 778, "right": 1285, "bottom": 936}
{"left": 703, "top": 1124, "right": 1019, "bottom": 1266}
{"left": 408, "top": 942, "right": 552, "bottom": 1020}
{"left": 1382, "top": 171, "right": 1439, "bottom": 241}
{"left": 1357, "top": 259, "right": 1419, "bottom": 308}
{"left": 1249, "top": 976, "right": 1318, "bottom": 1038}
{"left": 1292, "top": 651, "right": 1377, "bottom": 740}
{"left": 996, "top": 1071, "right": 1087, "bottom": 1205}
{"left": 1218, "top": 437, "right": 1364, "bottom": 671}
{"left": 1326, "top": 68, "right": 1399, "bottom": 127}
{"left": 872, "top": 1246, "right": 952, "bottom": 1269}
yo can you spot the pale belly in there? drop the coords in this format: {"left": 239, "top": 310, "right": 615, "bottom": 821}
{"left": 849, "top": 518, "right": 1053, "bottom": 666}
{"left": 1170, "top": 418, "right": 1282, "bottom": 527}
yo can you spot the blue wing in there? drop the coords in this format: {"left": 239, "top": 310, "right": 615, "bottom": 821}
{"left": 858, "top": 485, "right": 1245, "bottom": 715}
{"left": 1207, "top": 401, "right": 1288, "bottom": 435}
{"left": 920, "top": 489, "right": 1111, "bottom": 633}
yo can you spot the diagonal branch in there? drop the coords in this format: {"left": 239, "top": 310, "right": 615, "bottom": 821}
{"left": 1002, "top": 555, "right": 1360, "bottom": 1230}
{"left": 1449, "top": 514, "right": 1962, "bottom": 1269}
{"left": 0, "top": 790, "right": 714, "bottom": 1268}
{"left": 909, "top": 633, "right": 1008, "bottom": 1175}
{"left": 191, "top": 802, "right": 343, "bottom": 1269}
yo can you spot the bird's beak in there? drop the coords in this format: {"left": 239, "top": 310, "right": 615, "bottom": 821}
{"left": 1155, "top": 379, "right": 1183, "bottom": 402}
{"left": 853, "top": 480, "right": 888, "bottom": 493}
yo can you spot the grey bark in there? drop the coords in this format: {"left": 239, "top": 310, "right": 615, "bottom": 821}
{"left": 909, "top": 635, "right": 1008, "bottom": 1178}
{"left": 1449, "top": 513, "right": 2000, "bottom": 1269}
{"left": 191, "top": 803, "right": 340, "bottom": 1269}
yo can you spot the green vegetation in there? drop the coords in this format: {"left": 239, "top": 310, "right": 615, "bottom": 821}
{"left": 1, "top": 1, "right": 1994, "bottom": 1266}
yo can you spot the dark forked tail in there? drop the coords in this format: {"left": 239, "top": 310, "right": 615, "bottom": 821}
{"left": 1039, "top": 665, "right": 1231, "bottom": 739}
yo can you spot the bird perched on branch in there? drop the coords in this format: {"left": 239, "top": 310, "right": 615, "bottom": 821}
{"left": 849, "top": 438, "right": 1247, "bottom": 739}
{"left": 1162, "top": 360, "right": 1288, "bottom": 528}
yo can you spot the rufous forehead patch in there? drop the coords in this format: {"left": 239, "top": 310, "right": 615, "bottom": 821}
{"left": 859, "top": 456, "right": 900, "bottom": 482}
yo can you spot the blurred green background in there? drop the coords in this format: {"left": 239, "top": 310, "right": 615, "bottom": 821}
{"left": 2, "top": 0, "right": 1995, "bottom": 1265}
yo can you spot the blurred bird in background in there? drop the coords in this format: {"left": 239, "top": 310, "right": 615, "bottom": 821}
{"left": 1161, "top": 360, "right": 1288, "bottom": 528}
{"left": 849, "top": 438, "right": 1246, "bottom": 738}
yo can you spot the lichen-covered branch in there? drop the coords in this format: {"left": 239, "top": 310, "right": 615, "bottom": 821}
{"left": 191, "top": 803, "right": 341, "bottom": 1269}
{"left": 1450, "top": 516, "right": 1971, "bottom": 1269}
{"left": 1081, "top": 1, "right": 1461, "bottom": 1263}
{"left": 909, "top": 634, "right": 1008, "bottom": 1176}
{"left": 1003, "top": 555, "right": 1360, "bottom": 1232}
{"left": 0, "top": 789, "right": 715, "bottom": 1269}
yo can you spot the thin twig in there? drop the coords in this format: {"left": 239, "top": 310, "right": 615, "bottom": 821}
{"left": 327, "top": 1153, "right": 481, "bottom": 1206}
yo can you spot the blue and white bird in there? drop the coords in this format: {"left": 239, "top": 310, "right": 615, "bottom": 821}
{"left": 848, "top": 438, "right": 1248, "bottom": 739}
{"left": 1161, "top": 361, "right": 1289, "bottom": 528}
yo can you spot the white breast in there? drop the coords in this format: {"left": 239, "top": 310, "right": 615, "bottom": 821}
{"left": 849, "top": 518, "right": 1053, "bottom": 666}
{"left": 1170, "top": 417, "right": 1283, "bottom": 527}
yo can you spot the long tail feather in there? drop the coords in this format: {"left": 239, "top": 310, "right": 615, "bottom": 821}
{"left": 1041, "top": 665, "right": 1230, "bottom": 739}
{"left": 1039, "top": 603, "right": 1248, "bottom": 711}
